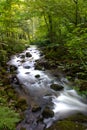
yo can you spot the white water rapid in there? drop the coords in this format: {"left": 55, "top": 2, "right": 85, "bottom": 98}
{"left": 7, "top": 45, "right": 87, "bottom": 128}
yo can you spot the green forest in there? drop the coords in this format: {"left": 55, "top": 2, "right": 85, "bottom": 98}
{"left": 0, "top": 0, "right": 87, "bottom": 130}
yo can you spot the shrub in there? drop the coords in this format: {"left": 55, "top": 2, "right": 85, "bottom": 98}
{"left": 0, "top": 106, "right": 20, "bottom": 130}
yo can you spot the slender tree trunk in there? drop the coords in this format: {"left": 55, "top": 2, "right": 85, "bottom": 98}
{"left": 73, "top": 0, "right": 78, "bottom": 26}
{"left": 48, "top": 14, "right": 54, "bottom": 43}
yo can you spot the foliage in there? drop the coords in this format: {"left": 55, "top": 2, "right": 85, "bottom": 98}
{"left": 65, "top": 25, "right": 87, "bottom": 70}
{"left": 0, "top": 106, "right": 20, "bottom": 130}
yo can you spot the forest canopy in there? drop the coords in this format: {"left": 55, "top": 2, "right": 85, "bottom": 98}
{"left": 0, "top": 0, "right": 87, "bottom": 69}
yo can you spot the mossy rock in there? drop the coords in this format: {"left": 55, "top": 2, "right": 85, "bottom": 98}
{"left": 35, "top": 64, "right": 43, "bottom": 70}
{"left": 66, "top": 114, "right": 87, "bottom": 123}
{"left": 42, "top": 107, "right": 54, "bottom": 118}
{"left": 10, "top": 65, "right": 18, "bottom": 72}
{"left": 46, "top": 120, "right": 87, "bottom": 130}
{"left": 50, "top": 84, "right": 64, "bottom": 91}
{"left": 35, "top": 59, "right": 50, "bottom": 70}
{"left": 32, "top": 104, "right": 41, "bottom": 112}
{"left": 35, "top": 74, "right": 40, "bottom": 78}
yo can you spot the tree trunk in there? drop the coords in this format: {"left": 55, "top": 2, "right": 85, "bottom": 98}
{"left": 48, "top": 14, "right": 54, "bottom": 43}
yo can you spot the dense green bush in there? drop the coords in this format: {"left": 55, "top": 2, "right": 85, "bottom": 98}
{"left": 65, "top": 26, "right": 87, "bottom": 70}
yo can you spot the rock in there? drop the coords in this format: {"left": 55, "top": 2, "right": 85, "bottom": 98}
{"left": 21, "top": 59, "right": 25, "bottom": 63}
{"left": 50, "top": 84, "right": 64, "bottom": 91}
{"left": 25, "top": 72, "right": 30, "bottom": 74}
{"left": 40, "top": 52, "right": 44, "bottom": 56}
{"left": 10, "top": 65, "right": 17, "bottom": 72}
{"left": 20, "top": 55, "right": 25, "bottom": 59}
{"left": 35, "top": 64, "right": 43, "bottom": 70}
{"left": 35, "top": 74, "right": 40, "bottom": 78}
{"left": 42, "top": 107, "right": 54, "bottom": 118}
{"left": 35, "top": 58, "right": 50, "bottom": 70}
{"left": 10, "top": 75, "right": 20, "bottom": 85}
{"left": 26, "top": 52, "right": 32, "bottom": 57}
{"left": 32, "top": 105, "right": 41, "bottom": 112}
{"left": 23, "top": 66, "right": 30, "bottom": 69}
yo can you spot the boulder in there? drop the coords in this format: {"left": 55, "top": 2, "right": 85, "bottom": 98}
{"left": 35, "top": 64, "right": 44, "bottom": 70}
{"left": 42, "top": 107, "right": 54, "bottom": 118}
{"left": 32, "top": 105, "right": 41, "bottom": 112}
{"left": 20, "top": 54, "right": 25, "bottom": 59}
{"left": 50, "top": 84, "right": 64, "bottom": 91}
{"left": 23, "top": 66, "right": 30, "bottom": 69}
{"left": 9, "top": 65, "right": 17, "bottom": 72}
{"left": 26, "top": 52, "right": 32, "bottom": 57}
{"left": 35, "top": 74, "right": 40, "bottom": 78}
{"left": 21, "top": 59, "right": 25, "bottom": 63}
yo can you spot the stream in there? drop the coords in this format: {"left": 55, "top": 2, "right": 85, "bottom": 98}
{"left": 7, "top": 45, "right": 87, "bottom": 130}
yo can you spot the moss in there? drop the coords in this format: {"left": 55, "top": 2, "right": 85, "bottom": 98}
{"left": 46, "top": 120, "right": 87, "bottom": 130}
{"left": 42, "top": 107, "right": 54, "bottom": 118}
{"left": 15, "top": 98, "right": 27, "bottom": 111}
{"left": 20, "top": 128, "right": 26, "bottom": 130}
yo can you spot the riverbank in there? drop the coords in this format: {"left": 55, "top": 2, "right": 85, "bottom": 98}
{"left": 0, "top": 45, "right": 87, "bottom": 130}
{"left": 36, "top": 45, "right": 87, "bottom": 97}
{"left": 0, "top": 65, "right": 28, "bottom": 129}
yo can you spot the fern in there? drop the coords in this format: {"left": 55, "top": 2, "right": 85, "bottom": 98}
{"left": 0, "top": 106, "right": 20, "bottom": 130}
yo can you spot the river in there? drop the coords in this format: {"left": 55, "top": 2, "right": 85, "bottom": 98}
{"left": 7, "top": 45, "right": 87, "bottom": 130}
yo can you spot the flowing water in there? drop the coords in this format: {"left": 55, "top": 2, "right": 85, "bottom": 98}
{"left": 7, "top": 45, "right": 87, "bottom": 129}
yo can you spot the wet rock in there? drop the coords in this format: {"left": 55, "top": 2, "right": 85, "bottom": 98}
{"left": 23, "top": 66, "right": 30, "bottom": 69}
{"left": 50, "top": 84, "right": 64, "bottom": 91}
{"left": 20, "top": 55, "right": 25, "bottom": 59}
{"left": 10, "top": 75, "right": 20, "bottom": 85}
{"left": 25, "top": 72, "right": 30, "bottom": 74}
{"left": 35, "top": 58, "right": 50, "bottom": 70}
{"left": 35, "top": 64, "right": 43, "bottom": 70}
{"left": 26, "top": 52, "right": 32, "bottom": 57}
{"left": 42, "top": 107, "right": 54, "bottom": 118}
{"left": 10, "top": 65, "right": 17, "bottom": 72}
{"left": 32, "top": 105, "right": 41, "bottom": 112}
{"left": 35, "top": 74, "right": 40, "bottom": 78}
{"left": 40, "top": 52, "right": 44, "bottom": 56}
{"left": 21, "top": 59, "right": 25, "bottom": 63}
